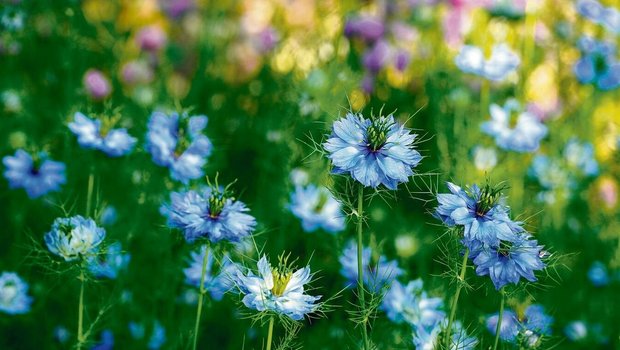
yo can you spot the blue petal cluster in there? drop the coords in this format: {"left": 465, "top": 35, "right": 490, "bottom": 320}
{"left": 68, "top": 112, "right": 137, "bottom": 157}
{"left": 289, "top": 184, "right": 345, "bottom": 233}
{"left": 574, "top": 36, "right": 620, "bottom": 90}
{"left": 576, "top": 0, "right": 620, "bottom": 34}
{"left": 339, "top": 240, "right": 403, "bottom": 292}
{"left": 233, "top": 256, "right": 321, "bottom": 321}
{"left": 183, "top": 246, "right": 238, "bottom": 300}
{"left": 161, "top": 187, "right": 256, "bottom": 243}
{"left": 587, "top": 261, "right": 610, "bottom": 287}
{"left": 45, "top": 216, "right": 106, "bottom": 262}
{"left": 91, "top": 330, "right": 114, "bottom": 350}
{"left": 87, "top": 242, "right": 130, "bottom": 279}
{"left": 3, "top": 149, "right": 66, "bottom": 198}
{"left": 146, "top": 111, "right": 213, "bottom": 183}
{"left": 0, "top": 272, "right": 32, "bottom": 315}
{"left": 324, "top": 113, "right": 422, "bottom": 189}
{"left": 455, "top": 44, "right": 520, "bottom": 81}
{"left": 413, "top": 320, "right": 478, "bottom": 350}
{"left": 381, "top": 279, "right": 445, "bottom": 328}
{"left": 487, "top": 304, "right": 553, "bottom": 345}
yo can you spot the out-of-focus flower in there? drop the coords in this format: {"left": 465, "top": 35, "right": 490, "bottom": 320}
{"left": 486, "top": 310, "right": 520, "bottom": 341}
{"left": 344, "top": 16, "right": 385, "bottom": 43}
{"left": 324, "top": 113, "right": 422, "bottom": 189}
{"left": 233, "top": 255, "right": 321, "bottom": 321}
{"left": 44, "top": 216, "right": 106, "bottom": 262}
{"left": 564, "top": 320, "right": 588, "bottom": 341}
{"left": 588, "top": 261, "right": 610, "bottom": 287}
{"left": 576, "top": 0, "right": 620, "bottom": 34}
{"left": 289, "top": 168, "right": 309, "bottom": 186}
{"left": 381, "top": 279, "right": 445, "bottom": 327}
{"left": 339, "top": 240, "right": 403, "bottom": 292}
{"left": 3, "top": 149, "right": 66, "bottom": 198}
{"left": 53, "top": 325, "right": 70, "bottom": 343}
{"left": 481, "top": 99, "right": 547, "bottom": 152}
{"left": 289, "top": 184, "right": 345, "bottom": 233}
{"left": 146, "top": 111, "right": 212, "bottom": 183}
{"left": 528, "top": 155, "right": 572, "bottom": 204}
{"left": 363, "top": 40, "right": 391, "bottom": 73}
{"left": 136, "top": 25, "right": 167, "bottom": 52}
{"left": 563, "top": 138, "right": 598, "bottom": 176}
{"left": 100, "top": 206, "right": 118, "bottom": 226}
{"left": 472, "top": 146, "right": 497, "bottom": 171}
{"left": 598, "top": 177, "right": 618, "bottom": 208}
{"left": 487, "top": 305, "right": 553, "bottom": 345}
{"left": 1, "top": 90, "right": 22, "bottom": 113}
{"left": 160, "top": 0, "right": 194, "bottom": 18}
{"left": 574, "top": 36, "right": 620, "bottom": 90}
{"left": 0, "top": 7, "right": 25, "bottom": 31}
{"left": 147, "top": 321, "right": 166, "bottom": 350}
{"left": 0, "top": 272, "right": 32, "bottom": 315}
{"left": 69, "top": 112, "right": 137, "bottom": 157}
{"left": 91, "top": 330, "right": 114, "bottom": 350}
{"left": 455, "top": 44, "right": 520, "bottom": 81}
{"left": 413, "top": 320, "right": 478, "bottom": 350}
{"left": 161, "top": 186, "right": 256, "bottom": 243}
{"left": 83, "top": 69, "right": 112, "bottom": 100}
{"left": 183, "top": 246, "right": 238, "bottom": 300}
{"left": 120, "top": 60, "right": 154, "bottom": 85}
{"left": 87, "top": 242, "right": 130, "bottom": 279}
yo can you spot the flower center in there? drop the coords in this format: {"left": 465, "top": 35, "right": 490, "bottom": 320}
{"left": 271, "top": 268, "right": 292, "bottom": 296}
{"left": 593, "top": 54, "right": 608, "bottom": 75}
{"left": 497, "top": 240, "right": 513, "bottom": 257}
{"left": 366, "top": 119, "right": 391, "bottom": 152}
{"left": 474, "top": 183, "right": 505, "bottom": 217}
{"left": 208, "top": 193, "right": 226, "bottom": 219}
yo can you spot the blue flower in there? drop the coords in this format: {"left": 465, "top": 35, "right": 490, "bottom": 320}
{"left": 146, "top": 111, "right": 213, "bottom": 183}
{"left": 147, "top": 321, "right": 166, "bottom": 350}
{"left": 472, "top": 234, "right": 545, "bottom": 290}
{"left": 381, "top": 279, "right": 445, "bottom": 327}
{"left": 486, "top": 309, "right": 520, "bottom": 341}
{"left": 487, "top": 305, "right": 553, "bottom": 345}
{"left": 455, "top": 44, "right": 520, "bottom": 81}
{"left": 339, "top": 240, "right": 403, "bottom": 292}
{"left": 233, "top": 256, "right": 321, "bottom": 321}
{"left": 91, "top": 330, "right": 114, "bottom": 350}
{"left": 44, "top": 216, "right": 106, "bottom": 262}
{"left": 3, "top": 149, "right": 66, "bottom": 198}
{"left": 324, "top": 113, "right": 422, "bottom": 189}
{"left": 574, "top": 36, "right": 620, "bottom": 90}
{"left": 523, "top": 304, "right": 553, "bottom": 336}
{"left": 564, "top": 138, "right": 599, "bottom": 176}
{"left": 0, "top": 272, "right": 32, "bottom": 315}
{"left": 481, "top": 99, "right": 547, "bottom": 153}
{"left": 68, "top": 112, "right": 137, "bottom": 157}
{"left": 87, "top": 242, "right": 130, "bottom": 279}
{"left": 413, "top": 320, "right": 478, "bottom": 350}
{"left": 161, "top": 186, "right": 256, "bottom": 243}
{"left": 577, "top": 0, "right": 604, "bottom": 22}
{"left": 289, "top": 184, "right": 345, "bottom": 233}
{"left": 588, "top": 261, "right": 610, "bottom": 287}
{"left": 564, "top": 321, "right": 588, "bottom": 341}
{"left": 472, "top": 146, "right": 497, "bottom": 171}
{"left": 435, "top": 182, "right": 522, "bottom": 247}
{"left": 183, "top": 246, "right": 238, "bottom": 300}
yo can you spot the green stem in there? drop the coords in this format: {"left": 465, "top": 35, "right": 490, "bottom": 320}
{"left": 356, "top": 184, "right": 369, "bottom": 350}
{"left": 265, "top": 315, "right": 275, "bottom": 350}
{"left": 493, "top": 288, "right": 506, "bottom": 350}
{"left": 444, "top": 248, "right": 470, "bottom": 350}
{"left": 86, "top": 171, "right": 94, "bottom": 218}
{"left": 480, "top": 79, "right": 490, "bottom": 120}
{"left": 192, "top": 243, "right": 210, "bottom": 350}
{"left": 76, "top": 270, "right": 85, "bottom": 350}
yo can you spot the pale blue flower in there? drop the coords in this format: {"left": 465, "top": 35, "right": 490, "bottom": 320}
{"left": 183, "top": 246, "right": 238, "bottom": 300}
{"left": 233, "top": 256, "right": 321, "bottom": 321}
{"left": 87, "top": 242, "right": 130, "bottom": 279}
{"left": 289, "top": 185, "right": 345, "bottom": 233}
{"left": 472, "top": 146, "right": 497, "bottom": 171}
{"left": 324, "top": 113, "right": 422, "bottom": 189}
{"left": 481, "top": 99, "right": 547, "bottom": 153}
{"left": 0, "top": 272, "right": 32, "bottom": 315}
{"left": 3, "top": 149, "right": 66, "bottom": 198}
{"left": 339, "top": 240, "right": 403, "bottom": 292}
{"left": 588, "top": 261, "right": 610, "bottom": 287}
{"left": 68, "top": 112, "right": 137, "bottom": 157}
{"left": 564, "top": 138, "right": 599, "bottom": 176}
{"left": 148, "top": 321, "right": 166, "bottom": 350}
{"left": 381, "top": 279, "right": 445, "bottom": 327}
{"left": 574, "top": 36, "right": 620, "bottom": 90}
{"left": 455, "top": 44, "right": 520, "bottom": 81}
{"left": 564, "top": 321, "right": 588, "bottom": 341}
{"left": 45, "top": 216, "right": 106, "bottom": 262}
{"left": 413, "top": 320, "right": 478, "bottom": 350}
{"left": 486, "top": 310, "right": 520, "bottom": 341}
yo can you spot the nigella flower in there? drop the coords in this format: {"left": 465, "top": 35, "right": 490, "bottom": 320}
{"left": 481, "top": 99, "right": 548, "bottom": 153}
{"left": 91, "top": 330, "right": 114, "bottom": 350}
{"left": 381, "top": 279, "right": 445, "bottom": 327}
{"left": 486, "top": 310, "right": 520, "bottom": 341}
{"left": 564, "top": 321, "right": 588, "bottom": 341}
{"left": 472, "top": 234, "right": 545, "bottom": 290}
{"left": 183, "top": 246, "right": 238, "bottom": 300}
{"left": 413, "top": 320, "right": 478, "bottom": 350}
{"left": 146, "top": 111, "right": 213, "bottom": 183}
{"left": 339, "top": 240, "right": 403, "bottom": 291}
{"left": 44, "top": 216, "right": 106, "bottom": 262}
{"left": 455, "top": 44, "right": 520, "bottom": 81}
{"left": 588, "top": 261, "right": 610, "bottom": 287}
{"left": 289, "top": 184, "right": 345, "bottom": 233}
{"left": 564, "top": 138, "right": 599, "bottom": 176}
{"left": 523, "top": 304, "right": 554, "bottom": 336}
{"left": 574, "top": 36, "right": 620, "bottom": 90}
{"left": 0, "top": 272, "right": 32, "bottom": 315}
{"left": 161, "top": 186, "right": 256, "bottom": 243}
{"left": 3, "top": 149, "right": 66, "bottom": 198}
{"left": 435, "top": 182, "right": 522, "bottom": 247}
{"left": 324, "top": 113, "right": 422, "bottom": 189}
{"left": 148, "top": 321, "right": 166, "bottom": 350}
{"left": 87, "top": 242, "right": 130, "bottom": 279}
{"left": 487, "top": 305, "right": 553, "bottom": 345}
{"left": 233, "top": 255, "right": 321, "bottom": 321}
{"left": 69, "top": 112, "right": 137, "bottom": 157}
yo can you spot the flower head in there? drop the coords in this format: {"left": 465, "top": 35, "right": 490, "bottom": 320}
{"left": 588, "top": 261, "right": 610, "bottom": 287}
{"left": 413, "top": 320, "right": 478, "bottom": 350}
{"left": 87, "top": 242, "right": 130, "bottom": 279}
{"left": 183, "top": 246, "right": 239, "bottom": 300}
{"left": 146, "top": 111, "right": 213, "bottom": 184}
{"left": 289, "top": 184, "right": 345, "bottom": 233}
{"left": 564, "top": 320, "right": 588, "bottom": 341}
{"left": 324, "top": 113, "right": 422, "bottom": 189}
{"left": 487, "top": 305, "right": 553, "bottom": 345}
{"left": 44, "top": 216, "right": 106, "bottom": 262}
{"left": 3, "top": 149, "right": 66, "bottom": 198}
{"left": 339, "top": 240, "right": 403, "bottom": 292}
{"left": 161, "top": 186, "right": 256, "bottom": 243}
{"left": 381, "top": 279, "right": 445, "bottom": 327}
{"left": 83, "top": 69, "right": 112, "bottom": 100}
{"left": 455, "top": 44, "right": 520, "bottom": 81}
{"left": 486, "top": 310, "right": 520, "bottom": 341}
{"left": 472, "top": 146, "right": 497, "bottom": 171}
{"left": 564, "top": 138, "right": 598, "bottom": 176}
{"left": 69, "top": 112, "right": 137, "bottom": 157}
{"left": 136, "top": 25, "right": 167, "bottom": 52}
{"left": 233, "top": 255, "right": 321, "bottom": 321}
{"left": 574, "top": 36, "right": 620, "bottom": 90}
{"left": 0, "top": 272, "right": 32, "bottom": 315}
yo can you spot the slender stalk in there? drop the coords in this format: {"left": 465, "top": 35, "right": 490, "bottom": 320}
{"left": 76, "top": 270, "right": 85, "bottom": 350}
{"left": 444, "top": 248, "right": 470, "bottom": 350}
{"left": 86, "top": 171, "right": 94, "bottom": 218}
{"left": 192, "top": 244, "right": 210, "bottom": 350}
{"left": 480, "top": 79, "right": 490, "bottom": 120}
{"left": 493, "top": 288, "right": 506, "bottom": 350}
{"left": 265, "top": 315, "right": 275, "bottom": 350}
{"left": 356, "top": 183, "right": 369, "bottom": 350}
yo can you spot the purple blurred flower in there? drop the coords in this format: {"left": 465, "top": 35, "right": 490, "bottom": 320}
{"left": 363, "top": 40, "right": 391, "bottom": 73}
{"left": 160, "top": 0, "right": 194, "bottom": 18}
{"left": 120, "top": 60, "right": 154, "bottom": 85}
{"left": 83, "top": 69, "right": 112, "bottom": 100}
{"left": 394, "top": 50, "right": 410, "bottom": 71}
{"left": 344, "top": 16, "right": 385, "bottom": 42}
{"left": 136, "top": 25, "right": 167, "bottom": 52}
{"left": 256, "top": 27, "right": 279, "bottom": 53}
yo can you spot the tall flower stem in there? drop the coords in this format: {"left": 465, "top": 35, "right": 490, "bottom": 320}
{"left": 493, "top": 288, "right": 506, "bottom": 350}
{"left": 266, "top": 315, "right": 275, "bottom": 350}
{"left": 76, "top": 270, "right": 86, "bottom": 350}
{"left": 86, "top": 171, "right": 94, "bottom": 218}
{"left": 356, "top": 183, "right": 369, "bottom": 350}
{"left": 444, "top": 248, "right": 470, "bottom": 350}
{"left": 192, "top": 243, "right": 210, "bottom": 350}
